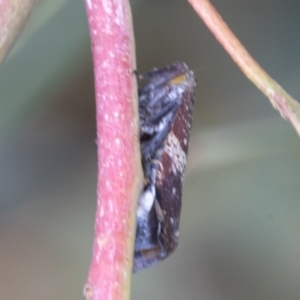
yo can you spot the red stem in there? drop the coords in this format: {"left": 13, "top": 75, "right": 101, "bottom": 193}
{"left": 83, "top": 1, "right": 142, "bottom": 299}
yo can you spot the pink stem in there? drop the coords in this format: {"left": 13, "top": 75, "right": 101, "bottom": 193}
{"left": 83, "top": 1, "right": 142, "bottom": 299}
{"left": 188, "top": 0, "right": 300, "bottom": 137}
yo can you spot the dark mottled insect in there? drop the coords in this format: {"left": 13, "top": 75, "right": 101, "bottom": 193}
{"left": 134, "top": 62, "right": 196, "bottom": 272}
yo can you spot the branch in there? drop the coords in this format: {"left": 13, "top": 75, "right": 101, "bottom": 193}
{"left": 0, "top": 0, "right": 37, "bottom": 64}
{"left": 83, "top": 1, "right": 142, "bottom": 300}
{"left": 188, "top": 0, "right": 300, "bottom": 137}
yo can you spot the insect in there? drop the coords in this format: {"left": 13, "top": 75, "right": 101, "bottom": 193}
{"left": 134, "top": 62, "right": 196, "bottom": 272}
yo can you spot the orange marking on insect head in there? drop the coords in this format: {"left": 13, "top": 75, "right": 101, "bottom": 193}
{"left": 170, "top": 74, "right": 187, "bottom": 85}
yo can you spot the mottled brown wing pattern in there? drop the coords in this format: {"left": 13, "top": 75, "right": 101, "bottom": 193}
{"left": 134, "top": 62, "right": 196, "bottom": 272}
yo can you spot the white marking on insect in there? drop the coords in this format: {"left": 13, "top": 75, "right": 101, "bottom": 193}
{"left": 164, "top": 132, "right": 187, "bottom": 175}
{"left": 137, "top": 186, "right": 155, "bottom": 218}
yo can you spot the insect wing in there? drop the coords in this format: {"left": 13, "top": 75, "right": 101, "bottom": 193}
{"left": 134, "top": 62, "right": 196, "bottom": 271}
{"left": 155, "top": 71, "right": 195, "bottom": 254}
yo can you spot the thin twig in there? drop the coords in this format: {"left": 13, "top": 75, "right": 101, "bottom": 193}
{"left": 188, "top": 0, "right": 300, "bottom": 137}
{"left": 0, "top": 0, "right": 38, "bottom": 63}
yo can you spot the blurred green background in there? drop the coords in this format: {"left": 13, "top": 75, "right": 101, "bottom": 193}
{"left": 1, "top": 0, "right": 300, "bottom": 299}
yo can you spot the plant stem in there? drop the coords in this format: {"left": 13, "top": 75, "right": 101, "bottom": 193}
{"left": 0, "top": 0, "right": 37, "bottom": 63}
{"left": 83, "top": 1, "right": 142, "bottom": 299}
{"left": 188, "top": 0, "right": 300, "bottom": 137}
